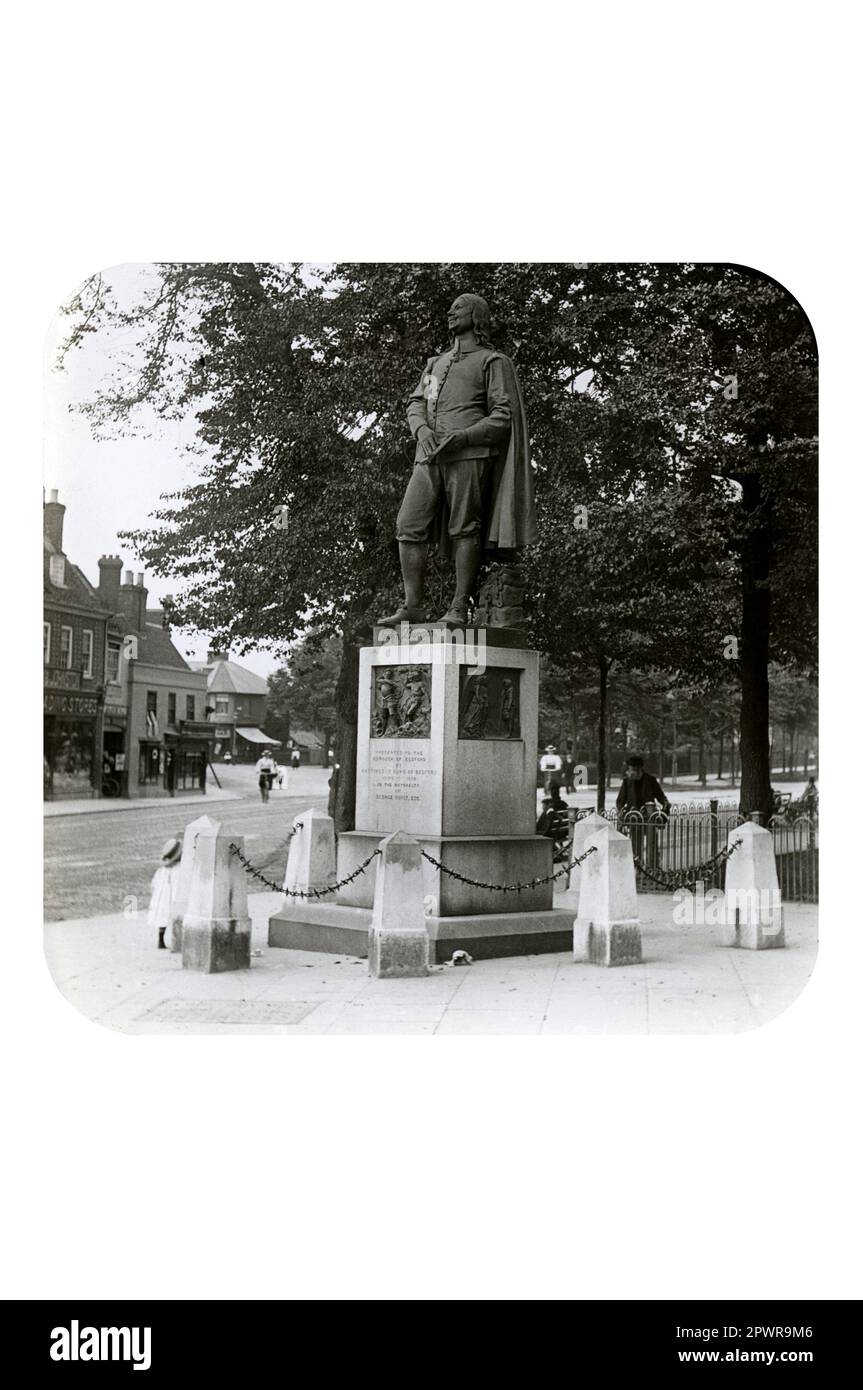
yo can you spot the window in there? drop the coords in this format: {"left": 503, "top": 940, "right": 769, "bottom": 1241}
{"left": 176, "top": 751, "right": 204, "bottom": 790}
{"left": 82, "top": 629, "right": 93, "bottom": 679}
{"left": 43, "top": 622, "right": 51, "bottom": 666}
{"left": 106, "top": 641, "right": 121, "bottom": 683}
{"left": 49, "top": 555, "right": 65, "bottom": 586}
{"left": 215, "top": 696, "right": 230, "bottom": 714}
{"left": 168, "top": 692, "right": 177, "bottom": 725}
{"left": 60, "top": 626, "right": 73, "bottom": 670}
{"left": 146, "top": 690, "right": 158, "bottom": 737}
{"left": 186, "top": 695, "right": 195, "bottom": 721}
{"left": 139, "top": 742, "right": 162, "bottom": 785}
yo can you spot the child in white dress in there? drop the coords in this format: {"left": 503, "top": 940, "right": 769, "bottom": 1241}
{"left": 147, "top": 837, "right": 182, "bottom": 949}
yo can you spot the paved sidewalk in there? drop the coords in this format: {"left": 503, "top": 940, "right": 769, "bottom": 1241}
{"left": 43, "top": 789, "right": 245, "bottom": 817}
{"left": 44, "top": 891, "right": 818, "bottom": 1036}
{"left": 43, "top": 765, "right": 333, "bottom": 817}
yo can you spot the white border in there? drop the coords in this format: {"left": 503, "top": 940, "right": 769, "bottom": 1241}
{"left": 4, "top": 1, "right": 858, "bottom": 1302}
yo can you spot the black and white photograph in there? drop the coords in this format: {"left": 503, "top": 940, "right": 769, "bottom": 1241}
{"left": 43, "top": 262, "right": 817, "bottom": 1035}
{"left": 5, "top": 0, "right": 859, "bottom": 1331}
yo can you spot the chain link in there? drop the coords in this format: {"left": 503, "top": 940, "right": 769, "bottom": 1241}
{"left": 629, "top": 836, "right": 743, "bottom": 892}
{"left": 229, "top": 841, "right": 381, "bottom": 898}
{"left": 233, "top": 826, "right": 735, "bottom": 901}
{"left": 419, "top": 843, "right": 597, "bottom": 894}
{"left": 244, "top": 820, "right": 305, "bottom": 875}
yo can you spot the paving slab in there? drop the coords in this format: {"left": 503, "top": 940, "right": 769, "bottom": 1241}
{"left": 42, "top": 891, "right": 817, "bottom": 1036}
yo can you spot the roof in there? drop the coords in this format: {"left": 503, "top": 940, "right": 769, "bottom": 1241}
{"left": 136, "top": 615, "right": 196, "bottom": 671}
{"left": 288, "top": 725, "right": 325, "bottom": 748}
{"left": 188, "top": 657, "right": 269, "bottom": 696}
{"left": 44, "top": 544, "right": 112, "bottom": 616}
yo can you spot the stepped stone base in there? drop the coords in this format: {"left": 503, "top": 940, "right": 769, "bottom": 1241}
{"left": 268, "top": 902, "right": 577, "bottom": 962}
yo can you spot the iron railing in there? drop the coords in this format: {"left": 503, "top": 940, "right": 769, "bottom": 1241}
{"left": 568, "top": 801, "right": 818, "bottom": 902}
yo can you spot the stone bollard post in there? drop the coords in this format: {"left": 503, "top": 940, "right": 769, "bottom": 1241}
{"left": 567, "top": 811, "right": 607, "bottom": 895}
{"left": 555, "top": 811, "right": 605, "bottom": 913}
{"left": 575, "top": 823, "right": 642, "bottom": 966}
{"left": 720, "top": 821, "right": 784, "bottom": 950}
{"left": 368, "top": 830, "right": 430, "bottom": 979}
{"left": 181, "top": 816, "right": 252, "bottom": 973}
{"left": 283, "top": 808, "right": 337, "bottom": 900}
{"left": 170, "top": 814, "right": 212, "bottom": 953}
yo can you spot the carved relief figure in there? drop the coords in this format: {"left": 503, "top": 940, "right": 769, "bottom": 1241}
{"left": 499, "top": 677, "right": 515, "bottom": 736}
{"left": 371, "top": 666, "right": 432, "bottom": 739}
{"left": 460, "top": 674, "right": 489, "bottom": 738}
{"left": 458, "top": 667, "right": 521, "bottom": 740}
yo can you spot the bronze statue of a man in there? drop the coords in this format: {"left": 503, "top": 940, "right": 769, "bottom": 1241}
{"left": 379, "top": 293, "right": 537, "bottom": 627}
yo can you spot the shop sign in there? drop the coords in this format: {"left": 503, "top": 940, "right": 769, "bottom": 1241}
{"left": 44, "top": 691, "right": 100, "bottom": 717}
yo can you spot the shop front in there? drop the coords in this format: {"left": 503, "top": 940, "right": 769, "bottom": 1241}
{"left": 136, "top": 724, "right": 213, "bottom": 797}
{"left": 43, "top": 676, "right": 103, "bottom": 800}
{"left": 101, "top": 702, "right": 129, "bottom": 797}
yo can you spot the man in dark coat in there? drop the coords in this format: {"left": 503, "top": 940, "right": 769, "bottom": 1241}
{"left": 379, "top": 292, "right": 537, "bottom": 628}
{"left": 616, "top": 754, "right": 670, "bottom": 815}
{"left": 616, "top": 754, "right": 669, "bottom": 867}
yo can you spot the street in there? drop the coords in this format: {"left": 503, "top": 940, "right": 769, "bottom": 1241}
{"left": 43, "top": 766, "right": 330, "bottom": 921}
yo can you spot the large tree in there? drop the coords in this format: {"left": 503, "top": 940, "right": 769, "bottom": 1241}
{"left": 265, "top": 632, "right": 340, "bottom": 751}
{"left": 59, "top": 262, "right": 816, "bottom": 824}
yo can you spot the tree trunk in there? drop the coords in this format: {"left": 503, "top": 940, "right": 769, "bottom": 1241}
{"left": 596, "top": 658, "right": 608, "bottom": 813}
{"left": 698, "top": 722, "right": 707, "bottom": 786}
{"left": 730, "top": 728, "right": 737, "bottom": 788}
{"left": 717, "top": 728, "right": 724, "bottom": 780}
{"left": 738, "top": 474, "right": 773, "bottom": 820}
{"left": 328, "top": 633, "right": 360, "bottom": 832}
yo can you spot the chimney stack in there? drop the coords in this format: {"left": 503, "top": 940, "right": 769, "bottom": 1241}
{"left": 118, "top": 566, "right": 148, "bottom": 633}
{"left": 43, "top": 489, "right": 66, "bottom": 552}
{"left": 97, "top": 554, "right": 123, "bottom": 609}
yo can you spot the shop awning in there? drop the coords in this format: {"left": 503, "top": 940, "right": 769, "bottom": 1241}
{"left": 236, "top": 727, "right": 280, "bottom": 745}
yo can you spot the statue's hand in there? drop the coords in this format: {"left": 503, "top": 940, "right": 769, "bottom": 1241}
{"left": 429, "top": 430, "right": 469, "bottom": 460}
{"left": 416, "top": 425, "right": 437, "bottom": 460}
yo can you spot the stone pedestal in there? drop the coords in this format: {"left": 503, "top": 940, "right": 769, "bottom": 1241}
{"left": 720, "top": 821, "right": 784, "bottom": 950}
{"left": 268, "top": 625, "right": 574, "bottom": 960}
{"left": 367, "top": 830, "right": 429, "bottom": 978}
{"left": 574, "top": 823, "right": 642, "bottom": 967}
{"left": 181, "top": 816, "right": 251, "bottom": 973}
{"left": 555, "top": 810, "right": 606, "bottom": 913}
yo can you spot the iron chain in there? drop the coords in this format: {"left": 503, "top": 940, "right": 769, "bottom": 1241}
{"left": 229, "top": 841, "right": 381, "bottom": 898}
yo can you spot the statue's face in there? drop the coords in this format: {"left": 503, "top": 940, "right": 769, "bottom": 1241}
{"left": 447, "top": 296, "right": 475, "bottom": 336}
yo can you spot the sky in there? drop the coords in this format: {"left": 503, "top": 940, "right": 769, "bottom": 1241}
{"left": 43, "top": 264, "right": 283, "bottom": 678}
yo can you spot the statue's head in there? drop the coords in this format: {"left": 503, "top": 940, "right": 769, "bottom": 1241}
{"left": 447, "top": 293, "right": 493, "bottom": 345}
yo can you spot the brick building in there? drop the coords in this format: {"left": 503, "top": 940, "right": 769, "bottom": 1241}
{"left": 43, "top": 489, "right": 213, "bottom": 800}
{"left": 43, "top": 491, "right": 119, "bottom": 799}
{"left": 189, "top": 652, "right": 277, "bottom": 761}
{"left": 107, "top": 572, "right": 213, "bottom": 799}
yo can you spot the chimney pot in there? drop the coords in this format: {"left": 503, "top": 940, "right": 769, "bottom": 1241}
{"left": 136, "top": 572, "right": 144, "bottom": 586}
{"left": 43, "top": 491, "right": 66, "bottom": 551}
{"left": 124, "top": 570, "right": 133, "bottom": 585}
